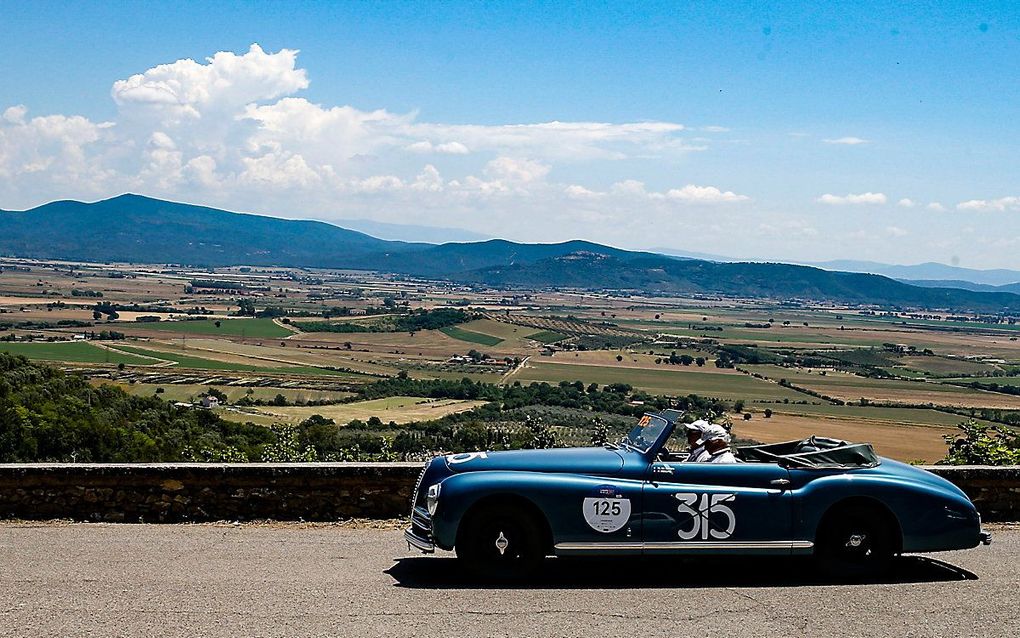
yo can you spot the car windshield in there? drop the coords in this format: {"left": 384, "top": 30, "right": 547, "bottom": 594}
{"left": 621, "top": 414, "right": 670, "bottom": 453}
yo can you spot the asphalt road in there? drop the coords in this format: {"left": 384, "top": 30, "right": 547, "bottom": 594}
{"left": 1, "top": 523, "right": 1017, "bottom": 638}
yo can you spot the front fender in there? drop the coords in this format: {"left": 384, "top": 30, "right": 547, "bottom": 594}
{"left": 430, "top": 470, "right": 644, "bottom": 550}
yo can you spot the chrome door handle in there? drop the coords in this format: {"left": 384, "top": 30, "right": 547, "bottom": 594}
{"left": 770, "top": 478, "right": 791, "bottom": 487}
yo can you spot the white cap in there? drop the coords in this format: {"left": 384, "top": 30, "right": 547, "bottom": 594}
{"left": 684, "top": 419, "right": 710, "bottom": 432}
{"left": 697, "top": 423, "right": 731, "bottom": 445}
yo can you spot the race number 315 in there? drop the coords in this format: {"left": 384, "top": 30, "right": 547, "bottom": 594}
{"left": 675, "top": 492, "right": 736, "bottom": 540}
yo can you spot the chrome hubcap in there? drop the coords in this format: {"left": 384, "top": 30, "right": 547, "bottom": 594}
{"left": 495, "top": 531, "right": 509, "bottom": 555}
{"left": 846, "top": 534, "right": 866, "bottom": 548}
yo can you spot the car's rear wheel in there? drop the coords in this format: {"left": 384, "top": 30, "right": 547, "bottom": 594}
{"left": 456, "top": 502, "right": 545, "bottom": 581}
{"left": 815, "top": 504, "right": 895, "bottom": 580}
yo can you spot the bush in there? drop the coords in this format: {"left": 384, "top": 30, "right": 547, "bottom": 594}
{"left": 941, "top": 420, "right": 1020, "bottom": 465}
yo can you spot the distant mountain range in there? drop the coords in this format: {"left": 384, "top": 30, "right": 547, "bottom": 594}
{"left": 808, "top": 259, "right": 1020, "bottom": 287}
{"left": 896, "top": 279, "right": 1020, "bottom": 294}
{"left": 3, "top": 194, "right": 1020, "bottom": 313}
{"left": 332, "top": 218, "right": 491, "bottom": 243}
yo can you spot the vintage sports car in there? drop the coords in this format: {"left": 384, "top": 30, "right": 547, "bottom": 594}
{"left": 404, "top": 409, "right": 991, "bottom": 579}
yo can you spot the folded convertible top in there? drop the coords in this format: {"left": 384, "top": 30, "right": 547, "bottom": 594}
{"left": 737, "top": 436, "right": 880, "bottom": 468}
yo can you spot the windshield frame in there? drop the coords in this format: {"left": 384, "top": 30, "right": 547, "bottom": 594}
{"left": 621, "top": 413, "right": 672, "bottom": 455}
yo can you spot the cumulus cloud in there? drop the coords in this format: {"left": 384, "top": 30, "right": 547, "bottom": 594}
{"left": 0, "top": 44, "right": 712, "bottom": 210}
{"left": 662, "top": 184, "right": 750, "bottom": 203}
{"left": 816, "top": 192, "right": 887, "bottom": 205}
{"left": 405, "top": 140, "right": 470, "bottom": 154}
{"left": 956, "top": 196, "right": 1020, "bottom": 212}
{"left": 112, "top": 44, "right": 308, "bottom": 121}
{"left": 927, "top": 202, "right": 947, "bottom": 212}
{"left": 898, "top": 198, "right": 916, "bottom": 208}
{"left": 1, "top": 43, "right": 752, "bottom": 247}
{"left": 822, "top": 136, "right": 869, "bottom": 145}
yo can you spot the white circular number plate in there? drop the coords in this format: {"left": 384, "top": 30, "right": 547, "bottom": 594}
{"left": 582, "top": 497, "right": 631, "bottom": 533}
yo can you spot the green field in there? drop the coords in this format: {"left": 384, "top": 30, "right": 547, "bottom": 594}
{"left": 101, "top": 382, "right": 355, "bottom": 403}
{"left": 0, "top": 341, "right": 157, "bottom": 365}
{"left": 122, "top": 318, "right": 292, "bottom": 338}
{"left": 108, "top": 344, "right": 351, "bottom": 376}
{"left": 439, "top": 326, "right": 504, "bottom": 346}
{"left": 763, "top": 403, "right": 990, "bottom": 427}
{"left": 528, "top": 330, "right": 568, "bottom": 343}
{"left": 744, "top": 364, "right": 1020, "bottom": 408}
{"left": 513, "top": 361, "right": 808, "bottom": 402}
{"left": 940, "top": 376, "right": 1020, "bottom": 387}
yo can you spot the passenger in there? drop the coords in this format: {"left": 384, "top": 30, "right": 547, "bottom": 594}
{"left": 682, "top": 419, "right": 710, "bottom": 462}
{"left": 697, "top": 424, "right": 737, "bottom": 464}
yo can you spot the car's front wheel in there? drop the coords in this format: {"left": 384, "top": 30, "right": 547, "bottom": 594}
{"left": 456, "top": 502, "right": 545, "bottom": 581}
{"left": 815, "top": 504, "right": 895, "bottom": 580}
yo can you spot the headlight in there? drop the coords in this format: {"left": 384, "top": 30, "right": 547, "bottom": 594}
{"left": 426, "top": 483, "right": 442, "bottom": 516}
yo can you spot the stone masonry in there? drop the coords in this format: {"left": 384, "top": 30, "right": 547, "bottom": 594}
{"left": 0, "top": 463, "right": 1016, "bottom": 523}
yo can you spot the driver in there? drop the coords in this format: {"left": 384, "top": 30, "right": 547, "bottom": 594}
{"left": 682, "top": 419, "right": 710, "bottom": 462}
{"left": 697, "top": 424, "right": 737, "bottom": 463}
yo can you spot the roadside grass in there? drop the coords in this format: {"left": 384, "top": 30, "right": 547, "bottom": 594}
{"left": 439, "top": 326, "right": 504, "bottom": 346}
{"left": 120, "top": 318, "right": 292, "bottom": 338}
{"left": 0, "top": 341, "right": 156, "bottom": 366}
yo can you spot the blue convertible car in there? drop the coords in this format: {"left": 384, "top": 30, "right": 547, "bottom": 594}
{"left": 404, "top": 409, "right": 990, "bottom": 578}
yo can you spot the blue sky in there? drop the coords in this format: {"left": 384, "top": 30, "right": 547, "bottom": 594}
{"left": 2, "top": 1, "right": 1019, "bottom": 266}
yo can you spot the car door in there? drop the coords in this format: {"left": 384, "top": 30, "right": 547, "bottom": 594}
{"left": 640, "top": 461, "right": 796, "bottom": 554}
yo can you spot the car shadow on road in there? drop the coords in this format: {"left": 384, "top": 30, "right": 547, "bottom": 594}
{"left": 386, "top": 555, "right": 977, "bottom": 589}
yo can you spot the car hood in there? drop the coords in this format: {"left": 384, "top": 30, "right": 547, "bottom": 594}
{"left": 444, "top": 446, "right": 625, "bottom": 476}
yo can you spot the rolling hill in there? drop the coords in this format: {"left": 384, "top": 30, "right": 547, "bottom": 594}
{"left": 0, "top": 194, "right": 417, "bottom": 267}
{"left": 3, "top": 194, "right": 1020, "bottom": 312}
{"left": 462, "top": 252, "right": 1020, "bottom": 311}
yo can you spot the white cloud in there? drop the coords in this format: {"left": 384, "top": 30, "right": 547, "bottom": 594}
{"left": 405, "top": 140, "right": 470, "bottom": 155}
{"left": 897, "top": 198, "right": 916, "bottom": 208}
{"left": 927, "top": 201, "right": 947, "bottom": 211}
{"left": 0, "top": 44, "right": 773, "bottom": 250}
{"left": 816, "top": 192, "right": 887, "bottom": 205}
{"left": 886, "top": 225, "right": 908, "bottom": 237}
{"left": 956, "top": 196, "right": 1020, "bottom": 212}
{"left": 822, "top": 136, "right": 869, "bottom": 145}
{"left": 3, "top": 105, "right": 27, "bottom": 125}
{"left": 662, "top": 184, "right": 750, "bottom": 203}
{"left": 564, "top": 184, "right": 601, "bottom": 199}
{"left": 483, "top": 157, "right": 551, "bottom": 184}
{"left": 2, "top": 44, "right": 714, "bottom": 214}
{"left": 406, "top": 120, "right": 690, "bottom": 160}
{"left": 111, "top": 44, "right": 308, "bottom": 121}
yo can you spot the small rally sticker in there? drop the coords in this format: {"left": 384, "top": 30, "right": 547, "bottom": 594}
{"left": 582, "top": 485, "right": 631, "bottom": 533}
{"left": 446, "top": 451, "right": 487, "bottom": 464}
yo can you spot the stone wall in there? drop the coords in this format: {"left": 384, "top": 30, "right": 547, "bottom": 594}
{"left": 0, "top": 463, "right": 422, "bottom": 523}
{"left": 923, "top": 465, "right": 1020, "bottom": 522}
{"left": 0, "top": 463, "right": 1017, "bottom": 523}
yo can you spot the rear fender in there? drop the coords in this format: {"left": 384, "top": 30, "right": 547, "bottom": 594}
{"left": 794, "top": 472, "right": 980, "bottom": 552}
